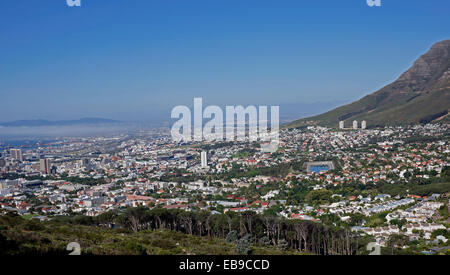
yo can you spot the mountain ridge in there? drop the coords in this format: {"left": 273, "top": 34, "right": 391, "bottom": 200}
{"left": 286, "top": 40, "right": 450, "bottom": 128}
{"left": 0, "top": 118, "right": 120, "bottom": 127}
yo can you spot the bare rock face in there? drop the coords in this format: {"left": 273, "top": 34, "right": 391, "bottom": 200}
{"left": 396, "top": 40, "right": 450, "bottom": 91}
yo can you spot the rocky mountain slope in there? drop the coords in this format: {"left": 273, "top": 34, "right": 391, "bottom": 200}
{"left": 286, "top": 40, "right": 450, "bottom": 128}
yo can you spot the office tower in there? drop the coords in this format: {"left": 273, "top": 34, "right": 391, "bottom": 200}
{"left": 10, "top": 149, "right": 23, "bottom": 162}
{"left": 339, "top": 121, "right": 345, "bottom": 129}
{"left": 201, "top": 151, "right": 208, "bottom": 168}
{"left": 40, "top": 158, "right": 51, "bottom": 174}
{"left": 353, "top": 120, "right": 358, "bottom": 130}
{"left": 361, "top": 120, "right": 367, "bottom": 130}
{"left": 80, "top": 158, "right": 90, "bottom": 168}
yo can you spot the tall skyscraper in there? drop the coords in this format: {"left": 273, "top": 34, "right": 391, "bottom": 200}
{"left": 10, "top": 149, "right": 23, "bottom": 162}
{"left": 361, "top": 120, "right": 367, "bottom": 130}
{"left": 40, "top": 159, "right": 51, "bottom": 174}
{"left": 353, "top": 120, "right": 358, "bottom": 130}
{"left": 339, "top": 121, "right": 345, "bottom": 129}
{"left": 201, "top": 151, "right": 208, "bottom": 168}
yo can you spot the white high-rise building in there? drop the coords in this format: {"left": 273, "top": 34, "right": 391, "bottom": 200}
{"left": 10, "top": 149, "right": 23, "bottom": 162}
{"left": 339, "top": 121, "right": 345, "bottom": 129}
{"left": 361, "top": 120, "right": 367, "bottom": 130}
{"left": 40, "top": 159, "right": 51, "bottom": 174}
{"left": 353, "top": 120, "right": 358, "bottom": 130}
{"left": 201, "top": 151, "right": 208, "bottom": 168}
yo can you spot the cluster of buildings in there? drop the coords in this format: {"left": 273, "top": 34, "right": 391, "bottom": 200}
{"left": 327, "top": 196, "right": 416, "bottom": 216}
{"left": 0, "top": 123, "right": 448, "bottom": 250}
{"left": 339, "top": 120, "right": 367, "bottom": 130}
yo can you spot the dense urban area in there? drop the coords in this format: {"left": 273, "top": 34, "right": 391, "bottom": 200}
{"left": 1, "top": 122, "right": 449, "bottom": 255}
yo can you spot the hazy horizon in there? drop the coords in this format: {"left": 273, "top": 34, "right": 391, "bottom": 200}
{"left": 1, "top": 1, "right": 449, "bottom": 122}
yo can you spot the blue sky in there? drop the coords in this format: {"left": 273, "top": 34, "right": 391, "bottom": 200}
{"left": 0, "top": 0, "right": 449, "bottom": 122}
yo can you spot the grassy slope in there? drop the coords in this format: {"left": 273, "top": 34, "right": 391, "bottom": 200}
{"left": 0, "top": 215, "right": 305, "bottom": 255}
{"left": 285, "top": 87, "right": 449, "bottom": 128}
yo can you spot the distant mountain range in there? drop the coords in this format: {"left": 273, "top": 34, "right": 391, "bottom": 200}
{"left": 286, "top": 40, "right": 450, "bottom": 128}
{"left": 0, "top": 118, "right": 120, "bottom": 127}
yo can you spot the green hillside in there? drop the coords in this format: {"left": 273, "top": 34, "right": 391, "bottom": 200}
{"left": 0, "top": 214, "right": 305, "bottom": 255}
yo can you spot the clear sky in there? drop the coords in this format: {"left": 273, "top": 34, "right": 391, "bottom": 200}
{"left": 0, "top": 0, "right": 449, "bottom": 122}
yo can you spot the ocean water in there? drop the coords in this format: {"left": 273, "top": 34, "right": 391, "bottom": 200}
{"left": 0, "top": 139, "right": 58, "bottom": 150}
